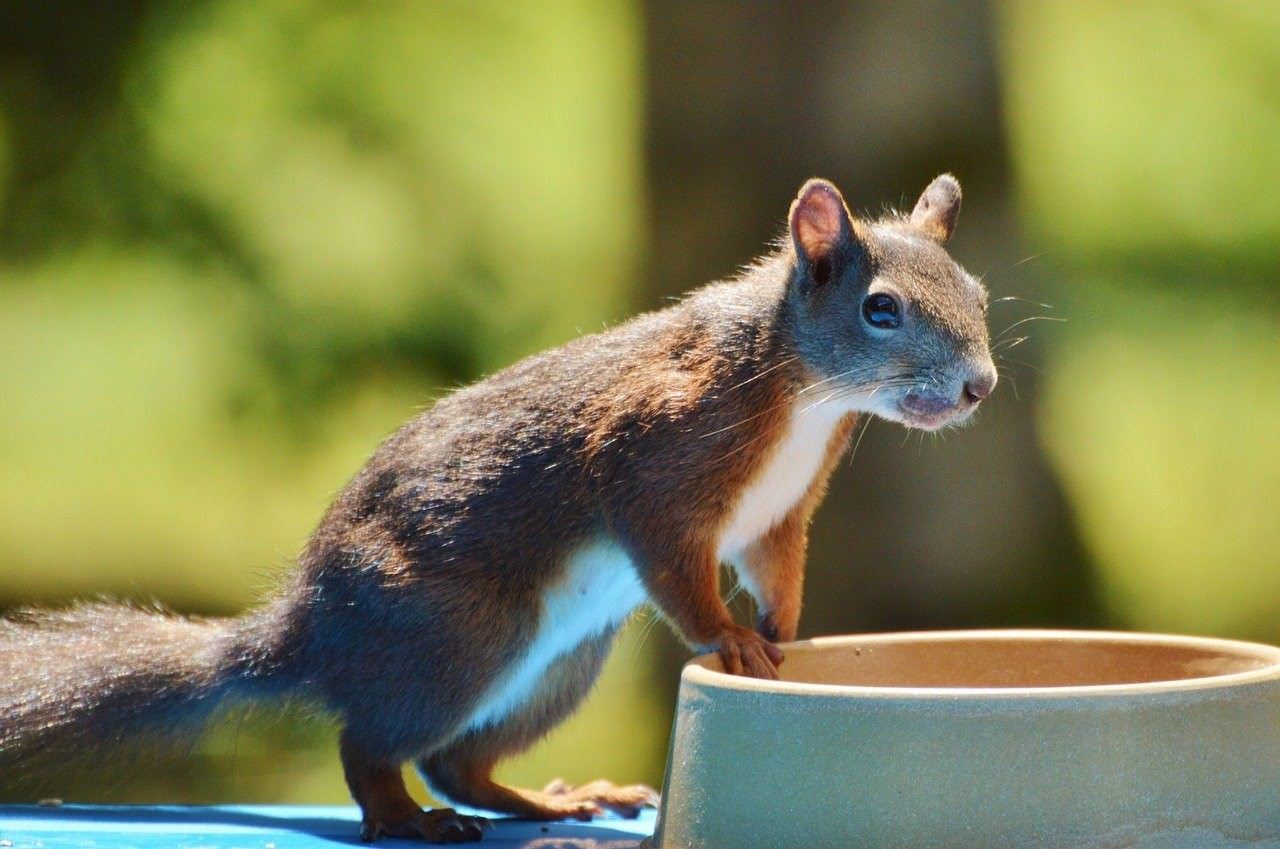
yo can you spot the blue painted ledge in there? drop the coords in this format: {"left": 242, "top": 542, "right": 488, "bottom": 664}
{"left": 0, "top": 804, "right": 655, "bottom": 849}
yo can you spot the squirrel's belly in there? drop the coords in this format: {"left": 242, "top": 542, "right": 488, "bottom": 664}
{"left": 718, "top": 397, "right": 854, "bottom": 558}
{"left": 463, "top": 538, "right": 645, "bottom": 732}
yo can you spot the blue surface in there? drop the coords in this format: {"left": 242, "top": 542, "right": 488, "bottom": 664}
{"left": 0, "top": 805, "right": 655, "bottom": 849}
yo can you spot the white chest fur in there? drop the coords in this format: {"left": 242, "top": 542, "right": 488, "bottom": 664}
{"left": 464, "top": 538, "right": 646, "bottom": 731}
{"left": 464, "top": 399, "right": 851, "bottom": 732}
{"left": 717, "top": 397, "right": 854, "bottom": 559}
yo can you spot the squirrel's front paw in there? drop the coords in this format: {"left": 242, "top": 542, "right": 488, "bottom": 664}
{"left": 717, "top": 625, "right": 784, "bottom": 679}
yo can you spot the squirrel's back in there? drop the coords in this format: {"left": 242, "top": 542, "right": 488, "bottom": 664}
{"left": 307, "top": 261, "right": 796, "bottom": 575}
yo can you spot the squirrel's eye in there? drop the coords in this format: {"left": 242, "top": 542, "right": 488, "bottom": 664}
{"left": 862, "top": 293, "right": 901, "bottom": 329}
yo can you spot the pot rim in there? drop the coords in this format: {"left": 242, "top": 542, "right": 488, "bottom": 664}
{"left": 683, "top": 628, "right": 1280, "bottom": 700}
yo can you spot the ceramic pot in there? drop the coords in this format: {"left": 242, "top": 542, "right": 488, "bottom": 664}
{"left": 649, "top": 630, "right": 1280, "bottom": 849}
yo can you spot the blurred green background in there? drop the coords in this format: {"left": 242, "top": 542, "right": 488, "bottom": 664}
{"left": 1, "top": 0, "right": 1277, "bottom": 806}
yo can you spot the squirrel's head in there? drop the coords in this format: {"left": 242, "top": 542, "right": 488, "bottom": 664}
{"left": 784, "top": 175, "right": 996, "bottom": 431}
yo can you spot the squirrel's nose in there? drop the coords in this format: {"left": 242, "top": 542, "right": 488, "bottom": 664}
{"left": 963, "top": 368, "right": 997, "bottom": 403}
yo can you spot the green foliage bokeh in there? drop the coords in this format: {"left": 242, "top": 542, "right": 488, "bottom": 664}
{"left": 1001, "top": 1, "right": 1280, "bottom": 640}
{"left": 0, "top": 0, "right": 659, "bottom": 804}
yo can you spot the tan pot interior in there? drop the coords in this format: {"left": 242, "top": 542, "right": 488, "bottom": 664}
{"left": 719, "top": 629, "right": 1280, "bottom": 691}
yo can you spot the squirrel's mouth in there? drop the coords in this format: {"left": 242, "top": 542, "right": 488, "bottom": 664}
{"left": 897, "top": 408, "right": 958, "bottom": 431}
{"left": 894, "top": 393, "right": 979, "bottom": 431}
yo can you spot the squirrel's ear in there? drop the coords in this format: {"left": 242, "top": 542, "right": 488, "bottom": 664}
{"left": 789, "top": 179, "right": 859, "bottom": 285}
{"left": 909, "top": 174, "right": 961, "bottom": 243}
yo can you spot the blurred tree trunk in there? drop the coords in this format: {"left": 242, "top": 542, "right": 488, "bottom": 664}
{"left": 639, "top": 0, "right": 1107, "bottom": 649}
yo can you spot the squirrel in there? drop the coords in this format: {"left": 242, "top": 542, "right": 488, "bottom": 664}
{"left": 0, "top": 175, "right": 994, "bottom": 843}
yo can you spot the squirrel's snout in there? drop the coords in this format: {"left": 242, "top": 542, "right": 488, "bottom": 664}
{"left": 899, "top": 362, "right": 996, "bottom": 429}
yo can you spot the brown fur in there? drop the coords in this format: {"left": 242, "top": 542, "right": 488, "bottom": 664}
{"left": 0, "top": 176, "right": 994, "bottom": 844}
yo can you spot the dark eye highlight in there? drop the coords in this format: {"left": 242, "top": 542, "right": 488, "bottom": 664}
{"left": 862, "top": 292, "right": 901, "bottom": 329}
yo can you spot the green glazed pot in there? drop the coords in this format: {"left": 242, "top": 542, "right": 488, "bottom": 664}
{"left": 649, "top": 630, "right": 1280, "bottom": 849}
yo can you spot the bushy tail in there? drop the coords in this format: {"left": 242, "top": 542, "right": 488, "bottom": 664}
{"left": 0, "top": 602, "right": 286, "bottom": 772}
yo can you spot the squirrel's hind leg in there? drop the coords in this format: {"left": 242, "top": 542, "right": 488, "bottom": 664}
{"left": 417, "top": 630, "right": 659, "bottom": 821}
{"left": 340, "top": 730, "right": 490, "bottom": 843}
